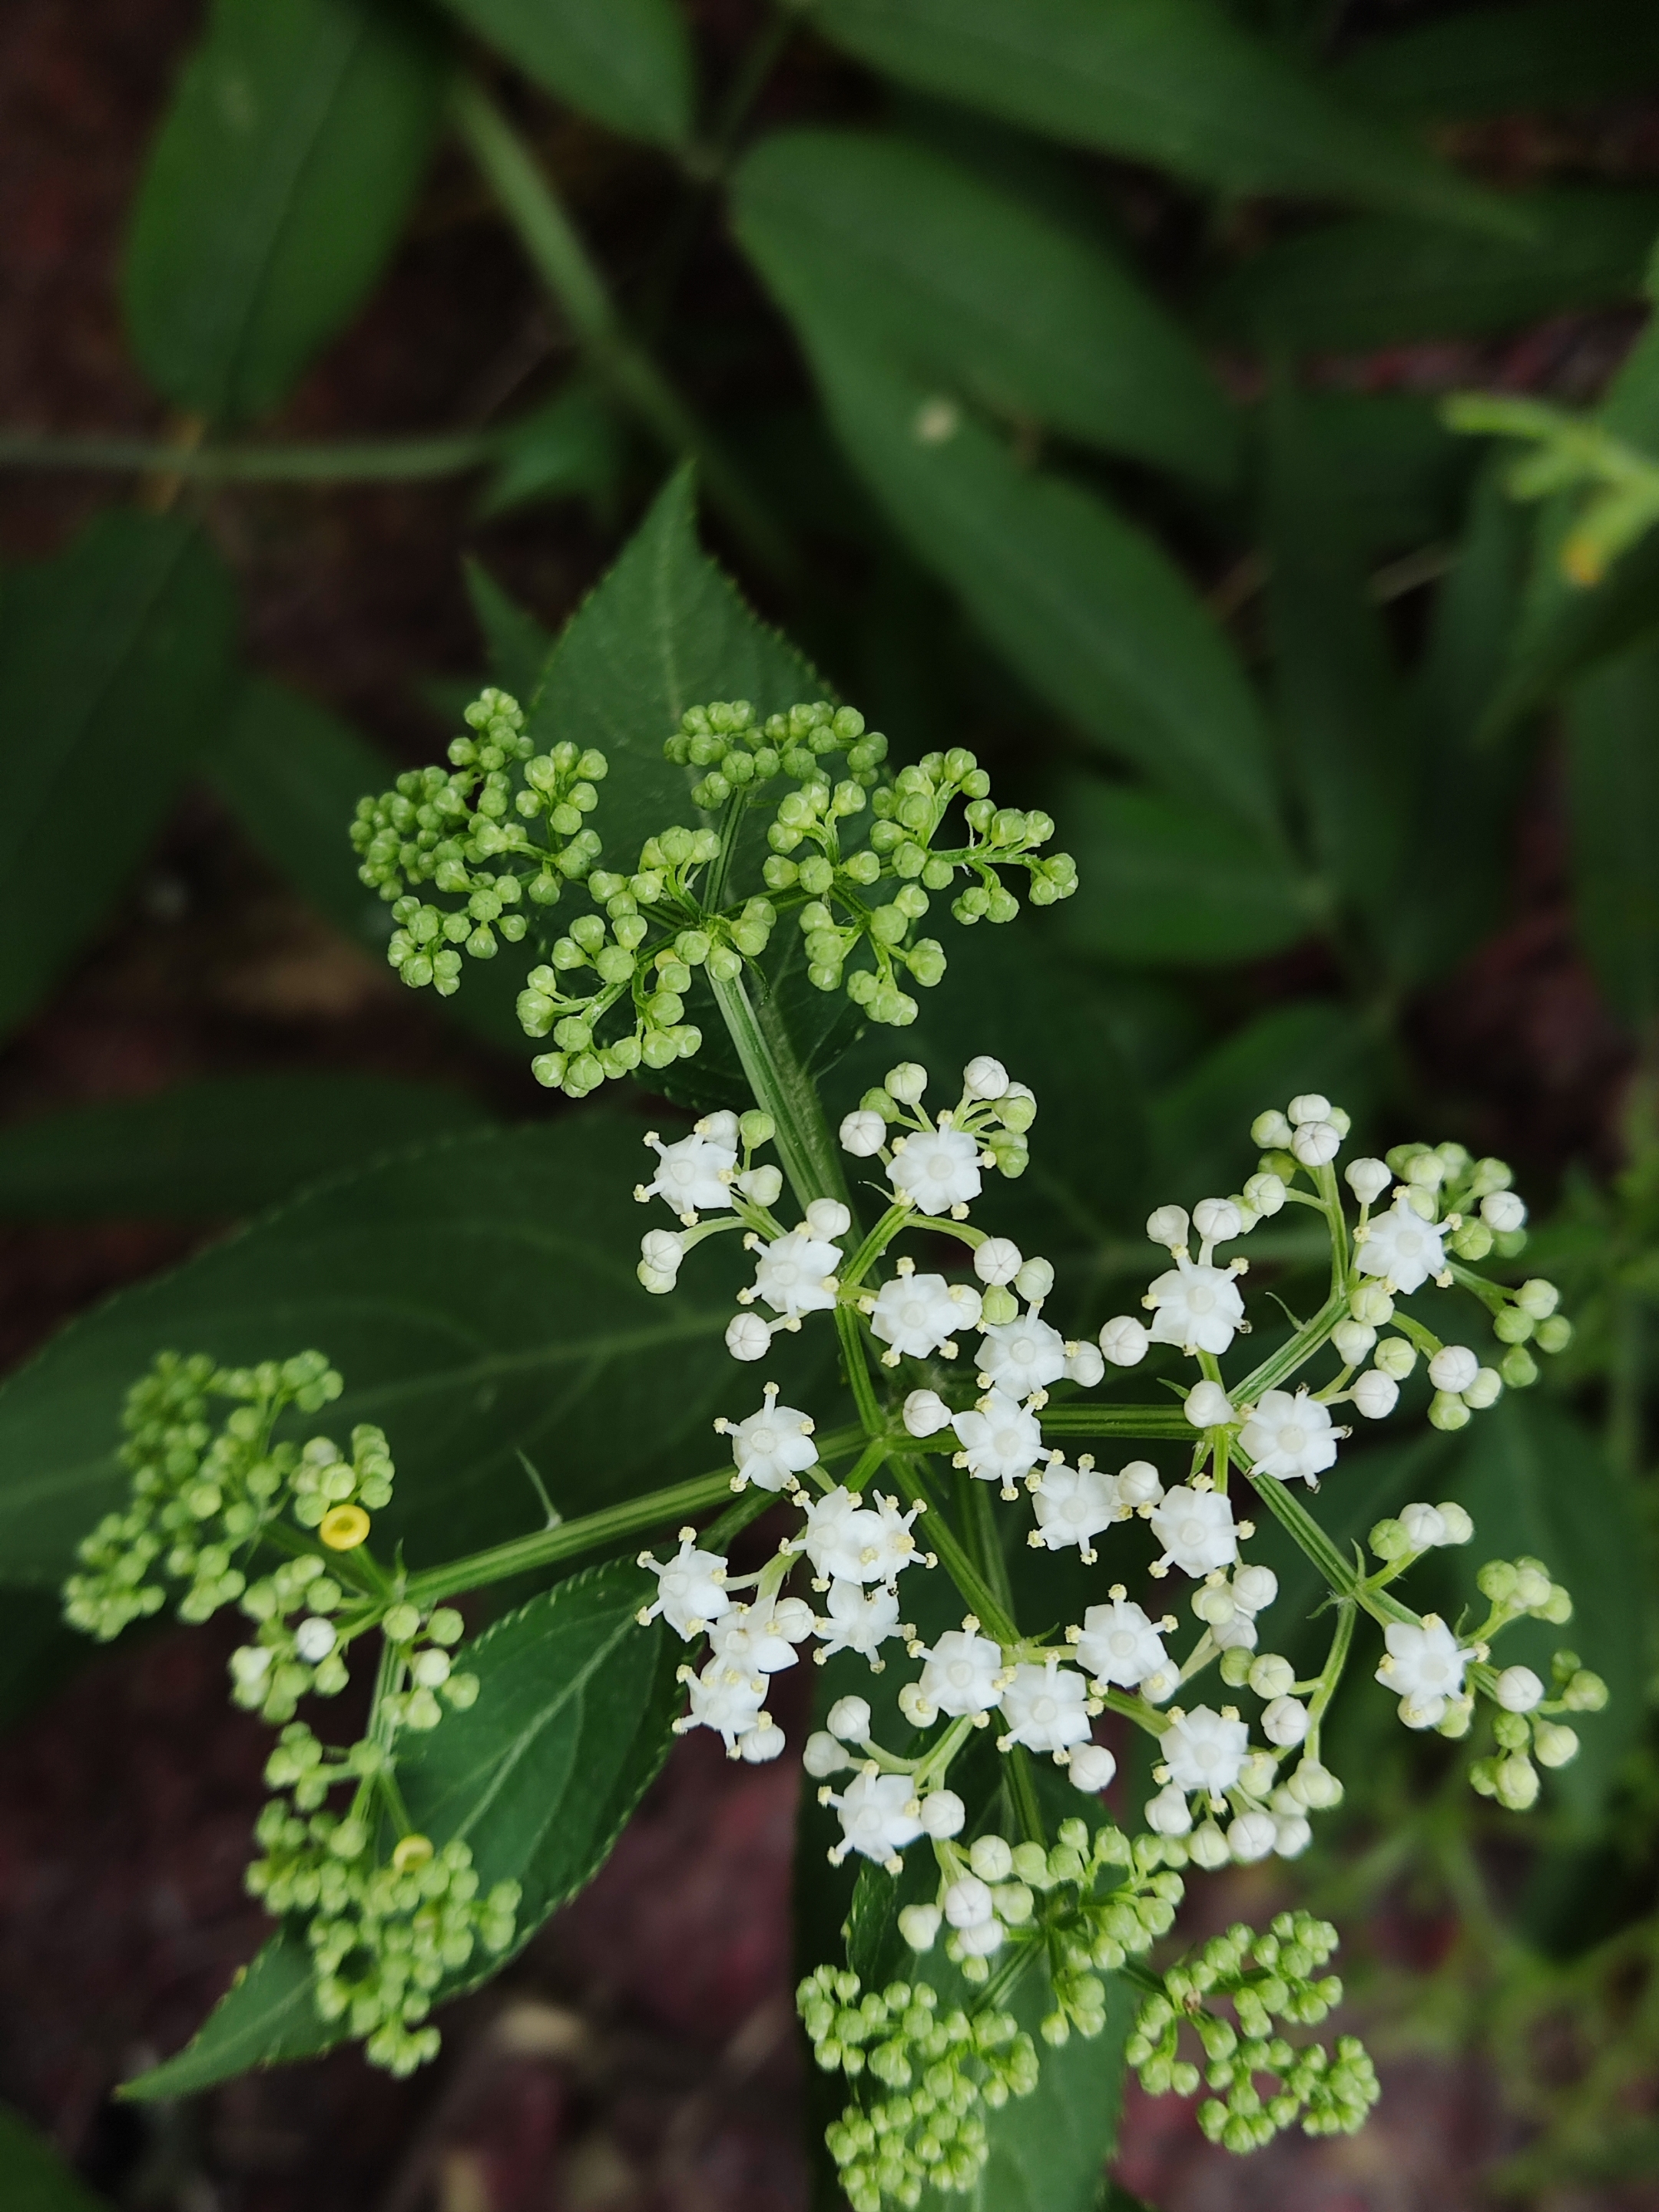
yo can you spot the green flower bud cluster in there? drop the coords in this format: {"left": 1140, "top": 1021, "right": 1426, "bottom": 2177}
{"left": 290, "top": 1425, "right": 395, "bottom": 1528}
{"left": 351, "top": 687, "right": 607, "bottom": 998}
{"left": 664, "top": 698, "right": 885, "bottom": 810}
{"left": 798, "top": 1967, "right": 1038, "bottom": 2210}
{"left": 377, "top": 1599, "right": 478, "bottom": 1730}
{"left": 1128, "top": 1914, "right": 1379, "bottom": 2153}
{"left": 1049, "top": 1826, "right": 1185, "bottom": 1985}
{"left": 64, "top": 1350, "right": 343, "bottom": 1641}
{"left": 233, "top": 1554, "right": 353, "bottom": 1720}
{"left": 1466, "top": 1637, "right": 1604, "bottom": 1810}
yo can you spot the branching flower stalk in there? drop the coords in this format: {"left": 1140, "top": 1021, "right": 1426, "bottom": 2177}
{"left": 62, "top": 691, "right": 1602, "bottom": 2191}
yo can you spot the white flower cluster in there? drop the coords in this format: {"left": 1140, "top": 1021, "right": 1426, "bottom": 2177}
{"left": 631, "top": 1063, "right": 1594, "bottom": 1966}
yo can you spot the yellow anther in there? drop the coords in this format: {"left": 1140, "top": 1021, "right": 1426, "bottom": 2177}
{"left": 320, "top": 1502, "right": 371, "bottom": 1550}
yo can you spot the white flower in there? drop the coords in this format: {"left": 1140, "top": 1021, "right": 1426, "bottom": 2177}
{"left": 1065, "top": 1342, "right": 1105, "bottom": 1387}
{"left": 889, "top": 1126, "right": 983, "bottom": 1210}
{"left": 1482, "top": 1190, "right": 1526, "bottom": 1233}
{"left": 1184, "top": 1380, "right": 1235, "bottom": 1429}
{"left": 1146, "top": 1256, "right": 1245, "bottom": 1356}
{"left": 1495, "top": 1665, "right": 1544, "bottom": 1713}
{"left": 1261, "top": 1696, "right": 1309, "bottom": 1747}
{"left": 1292, "top": 1120, "right": 1341, "bottom": 1167}
{"left": 1098, "top": 1316, "right": 1148, "bottom": 1367}
{"left": 1429, "top": 1345, "right": 1479, "bottom": 1393}
{"left": 1145, "top": 1784, "right": 1193, "bottom": 1836}
{"left": 1146, "top": 1204, "right": 1190, "bottom": 1251}
{"left": 871, "top": 1271, "right": 979, "bottom": 1359}
{"left": 827, "top": 1695, "right": 872, "bottom": 1740}
{"left": 998, "top": 1659, "right": 1091, "bottom": 1753}
{"left": 978, "top": 1313, "right": 1068, "bottom": 1396}
{"left": 1399, "top": 1502, "right": 1448, "bottom": 1549}
{"left": 952, "top": 1389, "right": 1045, "bottom": 1488}
{"left": 725, "top": 1313, "right": 771, "bottom": 1362}
{"left": 1228, "top": 1811, "right": 1277, "bottom": 1863}
{"left": 973, "top": 1237, "right": 1022, "bottom": 1285}
{"left": 709, "top": 1595, "right": 813, "bottom": 1674}
{"left": 637, "top": 1128, "right": 737, "bottom": 1219}
{"left": 295, "top": 1617, "right": 336, "bottom": 1663}
{"left": 1068, "top": 1743, "right": 1118, "bottom": 1793}
{"left": 637, "top": 1228, "right": 685, "bottom": 1293}
{"left": 801, "top": 1488, "right": 920, "bottom": 1586}
{"left": 1193, "top": 1198, "right": 1242, "bottom": 1244}
{"left": 1162, "top": 1705, "right": 1250, "bottom": 1796}
{"left": 1075, "top": 1598, "right": 1169, "bottom": 1690}
{"left": 752, "top": 1229, "right": 840, "bottom": 1319}
{"left": 1150, "top": 1485, "right": 1237, "bottom": 1576}
{"left": 1238, "top": 1389, "right": 1339, "bottom": 1487}
{"left": 902, "top": 1388, "right": 952, "bottom": 1438}
{"left": 1377, "top": 1616, "right": 1472, "bottom": 1701}
{"left": 1345, "top": 1157, "right": 1392, "bottom": 1205}
{"left": 684, "top": 1657, "right": 767, "bottom": 1750}
{"left": 919, "top": 1790, "right": 965, "bottom": 1838}
{"left": 1351, "top": 1368, "right": 1399, "bottom": 1420}
{"left": 639, "top": 1532, "right": 730, "bottom": 1637}
{"left": 1231, "top": 1564, "right": 1278, "bottom": 1614}
{"left": 1115, "top": 1460, "right": 1163, "bottom": 1509}
{"left": 943, "top": 1873, "right": 995, "bottom": 1929}
{"left": 830, "top": 1770, "right": 924, "bottom": 1864}
{"left": 1358, "top": 1199, "right": 1446, "bottom": 1294}
{"left": 839, "top": 1109, "right": 886, "bottom": 1157}
{"left": 720, "top": 1383, "right": 818, "bottom": 1491}
{"left": 803, "top": 1730, "right": 849, "bottom": 1777}
{"left": 1031, "top": 1461, "right": 1119, "bottom": 1559}
{"left": 919, "top": 1628, "right": 1004, "bottom": 1717}
{"left": 964, "top": 1055, "right": 1009, "bottom": 1100}
{"left": 815, "top": 1580, "right": 902, "bottom": 1660}
{"left": 739, "top": 1719, "right": 786, "bottom": 1763}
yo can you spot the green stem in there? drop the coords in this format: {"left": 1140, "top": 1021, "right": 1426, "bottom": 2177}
{"left": 452, "top": 75, "right": 794, "bottom": 579}
{"left": 1235, "top": 1286, "right": 1348, "bottom": 1402}
{"left": 708, "top": 968, "right": 849, "bottom": 1210}
{"left": 1040, "top": 1403, "right": 1194, "bottom": 1442}
{"left": 1247, "top": 1472, "right": 1414, "bottom": 1627}
{"left": 1005, "top": 1744, "right": 1047, "bottom": 1847}
{"left": 886, "top": 1460, "right": 1016, "bottom": 1643}
{"left": 0, "top": 432, "right": 495, "bottom": 481}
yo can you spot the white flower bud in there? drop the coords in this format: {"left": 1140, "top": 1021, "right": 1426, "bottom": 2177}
{"left": 641, "top": 1229, "right": 684, "bottom": 1275}
{"left": 827, "top": 1695, "right": 871, "bottom": 1742}
{"left": 1249, "top": 1653, "right": 1294, "bottom": 1699}
{"left": 1373, "top": 1336, "right": 1416, "bottom": 1380}
{"left": 1274, "top": 1813, "right": 1313, "bottom": 1858}
{"left": 1344, "top": 1157, "right": 1392, "bottom": 1205}
{"left": 1349, "top": 1283, "right": 1394, "bottom": 1326}
{"left": 1399, "top": 1502, "right": 1449, "bottom": 1549}
{"left": 1193, "top": 1197, "right": 1242, "bottom": 1244}
{"left": 1436, "top": 1501, "right": 1474, "bottom": 1545}
{"left": 411, "top": 1646, "right": 451, "bottom": 1687}
{"left": 919, "top": 1790, "right": 965, "bottom": 1838}
{"left": 1429, "top": 1346, "right": 1479, "bottom": 1393}
{"left": 1534, "top": 1721, "right": 1579, "bottom": 1768}
{"left": 1290, "top": 1760, "right": 1342, "bottom": 1809}
{"left": 963, "top": 1055, "right": 1009, "bottom": 1100}
{"left": 1146, "top": 1204, "right": 1189, "bottom": 1250}
{"left": 1228, "top": 1812, "right": 1277, "bottom": 1863}
{"left": 1261, "top": 1696, "right": 1310, "bottom": 1747}
{"left": 740, "top": 1719, "right": 786, "bottom": 1763}
{"left": 1068, "top": 1743, "right": 1117, "bottom": 1793}
{"left": 1495, "top": 1666, "right": 1544, "bottom": 1713}
{"left": 803, "top": 1730, "right": 849, "bottom": 1777}
{"left": 896, "top": 1681, "right": 935, "bottom": 1727}
{"left": 1333, "top": 1319, "right": 1376, "bottom": 1365}
{"left": 1481, "top": 1191, "right": 1527, "bottom": 1233}
{"left": 1015, "top": 1257, "right": 1055, "bottom": 1303}
{"left": 1232, "top": 1565, "right": 1278, "bottom": 1614}
{"left": 1189, "top": 1822, "right": 1230, "bottom": 1869}
{"left": 968, "top": 1834, "right": 1013, "bottom": 1882}
{"left": 725, "top": 1312, "right": 771, "bottom": 1362}
{"left": 1288, "top": 1093, "right": 1331, "bottom": 1125}
{"left": 1349, "top": 1369, "right": 1397, "bottom": 1421}
{"left": 1184, "top": 1380, "right": 1235, "bottom": 1429}
{"left": 973, "top": 1237, "right": 1022, "bottom": 1285}
{"left": 1098, "top": 1316, "right": 1148, "bottom": 1367}
{"left": 1291, "top": 1120, "right": 1341, "bottom": 1167}
{"left": 1065, "top": 1343, "right": 1105, "bottom": 1387}
{"left": 295, "top": 1617, "right": 336, "bottom": 1664}
{"left": 943, "top": 1874, "right": 995, "bottom": 1929}
{"left": 1495, "top": 1753, "right": 1539, "bottom": 1811}
{"left": 736, "top": 1165, "right": 783, "bottom": 1205}
{"left": 902, "top": 1389, "right": 952, "bottom": 1438}
{"left": 886, "top": 1062, "right": 928, "bottom": 1104}
{"left": 1251, "top": 1110, "right": 1293, "bottom": 1149}
{"left": 1463, "top": 1367, "right": 1503, "bottom": 1409}
{"left": 805, "top": 1199, "right": 851, "bottom": 1240}
{"left": 898, "top": 1903, "right": 942, "bottom": 1952}
{"left": 1193, "top": 1583, "right": 1236, "bottom": 1627}
{"left": 1144, "top": 1784, "right": 1193, "bottom": 1836}
{"left": 1406, "top": 1151, "right": 1445, "bottom": 1190}
{"left": 839, "top": 1109, "right": 886, "bottom": 1157}
{"left": 1243, "top": 1171, "right": 1286, "bottom": 1217}
{"left": 1115, "top": 1459, "right": 1162, "bottom": 1508}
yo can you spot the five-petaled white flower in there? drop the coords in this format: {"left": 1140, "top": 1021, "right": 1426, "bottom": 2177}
{"left": 638, "top": 1531, "right": 731, "bottom": 1637}
{"left": 977, "top": 1313, "right": 1068, "bottom": 1397}
{"left": 1162, "top": 1705, "right": 1250, "bottom": 1796}
{"left": 1357, "top": 1199, "right": 1446, "bottom": 1295}
{"left": 889, "top": 1125, "right": 983, "bottom": 1211}
{"left": 815, "top": 1580, "right": 903, "bottom": 1660}
{"left": 998, "top": 1658, "right": 1092, "bottom": 1754}
{"left": 751, "top": 1229, "right": 840, "bottom": 1320}
{"left": 638, "top": 1128, "right": 736, "bottom": 1220}
{"left": 1377, "top": 1616, "right": 1472, "bottom": 1717}
{"left": 800, "top": 1488, "right": 920, "bottom": 1586}
{"left": 1031, "top": 1461, "right": 1119, "bottom": 1558}
{"left": 952, "top": 1388, "right": 1045, "bottom": 1489}
{"left": 919, "top": 1628, "right": 1004, "bottom": 1717}
{"left": 708, "top": 1595, "right": 813, "bottom": 1674}
{"left": 683, "top": 1656, "right": 767, "bottom": 1750}
{"left": 830, "top": 1770, "right": 924, "bottom": 1865}
{"left": 720, "top": 1384, "right": 818, "bottom": 1491}
{"left": 1145, "top": 1255, "right": 1245, "bottom": 1356}
{"left": 871, "top": 1271, "right": 979, "bottom": 1360}
{"left": 1075, "top": 1598, "right": 1171, "bottom": 1692}
{"left": 1149, "top": 1485, "right": 1238, "bottom": 1577}
{"left": 1238, "top": 1388, "right": 1339, "bottom": 1487}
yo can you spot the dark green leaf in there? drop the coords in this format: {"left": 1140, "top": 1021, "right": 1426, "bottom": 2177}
{"left": 0, "top": 512, "right": 238, "bottom": 1041}
{"left": 434, "top": 0, "right": 693, "bottom": 147}
{"left": 1564, "top": 635, "right": 1659, "bottom": 1035}
{"left": 464, "top": 557, "right": 555, "bottom": 705}
{"left": 1482, "top": 500, "right": 1659, "bottom": 733}
{"left": 0, "top": 2105, "right": 111, "bottom": 2212}
{"left": 1299, "top": 391, "right": 1468, "bottom": 558}
{"left": 1446, "top": 1396, "right": 1649, "bottom": 1830}
{"left": 478, "top": 386, "right": 626, "bottom": 519}
{"left": 124, "top": 0, "right": 445, "bottom": 424}
{"left": 733, "top": 129, "right": 1238, "bottom": 491}
{"left": 1057, "top": 776, "right": 1313, "bottom": 965}
{"left": 1333, "top": 0, "right": 1659, "bottom": 122}
{"left": 209, "top": 674, "right": 528, "bottom": 1051}
{"left": 0, "top": 1589, "right": 94, "bottom": 1734}
{"left": 127, "top": 1561, "right": 678, "bottom": 2095}
{"left": 747, "top": 329, "right": 1280, "bottom": 834}
{"left": 1213, "top": 190, "right": 1659, "bottom": 354}
{"left": 0, "top": 1114, "right": 826, "bottom": 1585}
{"left": 968, "top": 1970, "right": 1135, "bottom": 2212}
{"left": 0, "top": 1075, "right": 493, "bottom": 1219}
{"left": 809, "top": 0, "right": 1516, "bottom": 231}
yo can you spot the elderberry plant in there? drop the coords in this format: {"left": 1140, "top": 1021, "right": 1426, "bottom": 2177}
{"left": 61, "top": 690, "right": 1603, "bottom": 2196}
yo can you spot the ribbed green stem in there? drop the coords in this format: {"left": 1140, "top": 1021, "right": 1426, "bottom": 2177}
{"left": 707, "top": 969, "right": 849, "bottom": 1210}
{"left": 0, "top": 432, "right": 495, "bottom": 481}
{"left": 405, "top": 1468, "right": 733, "bottom": 1605}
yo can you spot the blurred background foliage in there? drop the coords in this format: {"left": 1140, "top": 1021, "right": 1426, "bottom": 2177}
{"left": 5, "top": 0, "right": 1659, "bottom": 2203}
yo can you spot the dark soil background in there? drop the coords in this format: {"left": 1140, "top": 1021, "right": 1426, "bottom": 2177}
{"left": 2, "top": 2, "right": 1657, "bottom": 2207}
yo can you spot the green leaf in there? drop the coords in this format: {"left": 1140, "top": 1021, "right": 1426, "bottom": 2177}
{"left": 1564, "top": 635, "right": 1659, "bottom": 1035}
{"left": 1333, "top": 0, "right": 1659, "bottom": 122}
{"left": 743, "top": 329, "right": 1280, "bottom": 835}
{"left": 966, "top": 1972, "right": 1135, "bottom": 2212}
{"left": 0, "top": 2105, "right": 112, "bottom": 2212}
{"left": 0, "top": 1075, "right": 492, "bottom": 1219}
{"left": 126, "top": 1560, "right": 678, "bottom": 2096}
{"left": 1482, "top": 498, "right": 1659, "bottom": 733}
{"left": 124, "top": 0, "right": 445, "bottom": 425}
{"left": 732, "top": 128, "right": 1238, "bottom": 491}
{"left": 1212, "top": 190, "right": 1659, "bottom": 353}
{"left": 808, "top": 0, "right": 1517, "bottom": 232}
{"left": 463, "top": 557, "right": 555, "bottom": 705}
{"left": 1447, "top": 1396, "right": 1649, "bottom": 1831}
{"left": 0, "top": 512, "right": 238, "bottom": 1042}
{"left": 1057, "top": 776, "right": 1313, "bottom": 965}
{"left": 1299, "top": 391, "right": 1468, "bottom": 558}
{"left": 0, "top": 1114, "right": 816, "bottom": 1585}
{"left": 478, "top": 386, "right": 626, "bottom": 519}
{"left": 434, "top": 0, "right": 693, "bottom": 147}
{"left": 208, "top": 674, "right": 528, "bottom": 1051}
